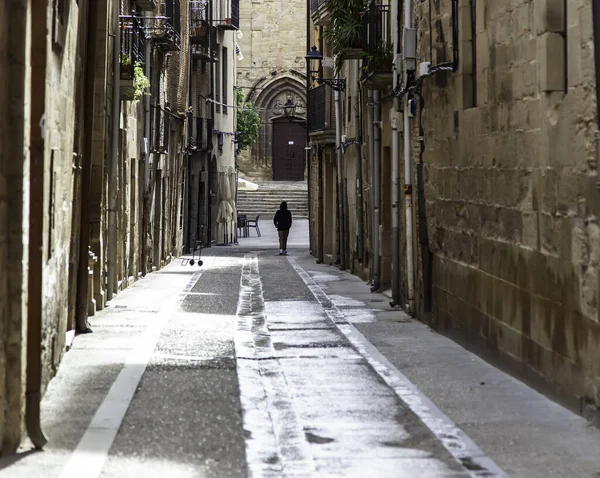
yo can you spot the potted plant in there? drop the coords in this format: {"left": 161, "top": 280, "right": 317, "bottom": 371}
{"left": 362, "top": 39, "right": 394, "bottom": 88}
{"left": 320, "top": 0, "right": 367, "bottom": 73}
{"left": 120, "top": 54, "right": 134, "bottom": 80}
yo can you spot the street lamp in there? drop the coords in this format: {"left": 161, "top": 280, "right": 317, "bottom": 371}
{"left": 304, "top": 46, "right": 346, "bottom": 92}
{"left": 283, "top": 97, "right": 297, "bottom": 117}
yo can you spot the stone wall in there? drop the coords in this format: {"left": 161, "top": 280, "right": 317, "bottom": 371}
{"left": 236, "top": 0, "right": 307, "bottom": 179}
{"left": 416, "top": 0, "right": 600, "bottom": 412}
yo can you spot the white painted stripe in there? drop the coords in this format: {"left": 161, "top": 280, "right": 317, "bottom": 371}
{"left": 235, "top": 253, "right": 315, "bottom": 477}
{"left": 59, "top": 269, "right": 203, "bottom": 478}
{"left": 288, "top": 257, "right": 508, "bottom": 478}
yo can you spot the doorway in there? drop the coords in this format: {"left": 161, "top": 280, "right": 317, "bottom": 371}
{"left": 272, "top": 119, "right": 305, "bottom": 181}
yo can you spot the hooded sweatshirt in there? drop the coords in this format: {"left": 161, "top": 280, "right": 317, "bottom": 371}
{"left": 273, "top": 202, "right": 293, "bottom": 231}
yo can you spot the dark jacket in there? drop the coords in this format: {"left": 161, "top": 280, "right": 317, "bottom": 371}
{"left": 274, "top": 207, "right": 293, "bottom": 231}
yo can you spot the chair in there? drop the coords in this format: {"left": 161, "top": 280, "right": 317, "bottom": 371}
{"left": 237, "top": 214, "right": 248, "bottom": 238}
{"left": 246, "top": 214, "right": 261, "bottom": 237}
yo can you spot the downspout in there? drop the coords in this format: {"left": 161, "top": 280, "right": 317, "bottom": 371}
{"left": 366, "top": 90, "right": 374, "bottom": 282}
{"left": 27, "top": 0, "right": 49, "bottom": 449}
{"left": 306, "top": 0, "right": 312, "bottom": 254}
{"left": 354, "top": 61, "right": 364, "bottom": 263}
{"left": 370, "top": 89, "right": 381, "bottom": 291}
{"left": 142, "top": 11, "right": 152, "bottom": 274}
{"left": 334, "top": 67, "right": 345, "bottom": 270}
{"left": 107, "top": 0, "right": 121, "bottom": 301}
{"left": 76, "top": 0, "right": 96, "bottom": 334}
{"left": 593, "top": 0, "right": 600, "bottom": 189}
{"left": 390, "top": 95, "right": 400, "bottom": 307}
{"left": 403, "top": 0, "right": 416, "bottom": 314}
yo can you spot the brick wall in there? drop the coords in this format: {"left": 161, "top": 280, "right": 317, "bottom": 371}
{"left": 416, "top": 0, "right": 600, "bottom": 412}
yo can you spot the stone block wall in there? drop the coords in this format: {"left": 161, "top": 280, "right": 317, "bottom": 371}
{"left": 416, "top": 0, "right": 600, "bottom": 412}
{"left": 0, "top": 0, "right": 31, "bottom": 453}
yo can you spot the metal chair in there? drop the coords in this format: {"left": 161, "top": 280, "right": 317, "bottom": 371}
{"left": 246, "top": 214, "right": 261, "bottom": 237}
{"left": 237, "top": 214, "right": 248, "bottom": 238}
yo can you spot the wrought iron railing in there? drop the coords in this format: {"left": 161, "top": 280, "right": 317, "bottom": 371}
{"left": 362, "top": 1, "right": 392, "bottom": 61}
{"left": 120, "top": 16, "right": 146, "bottom": 64}
{"left": 190, "top": 1, "right": 218, "bottom": 61}
{"left": 308, "top": 84, "right": 335, "bottom": 133}
{"left": 151, "top": 0, "right": 181, "bottom": 51}
{"left": 193, "top": 117, "right": 214, "bottom": 151}
{"left": 311, "top": 0, "right": 329, "bottom": 15}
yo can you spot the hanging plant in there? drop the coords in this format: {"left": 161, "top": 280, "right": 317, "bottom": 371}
{"left": 133, "top": 63, "right": 151, "bottom": 102}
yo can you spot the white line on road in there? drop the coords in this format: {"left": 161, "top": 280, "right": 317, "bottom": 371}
{"left": 59, "top": 269, "right": 203, "bottom": 478}
{"left": 288, "top": 256, "right": 508, "bottom": 478}
{"left": 234, "top": 253, "right": 315, "bottom": 478}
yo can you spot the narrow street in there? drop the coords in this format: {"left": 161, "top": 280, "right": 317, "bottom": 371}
{"left": 3, "top": 222, "right": 600, "bottom": 478}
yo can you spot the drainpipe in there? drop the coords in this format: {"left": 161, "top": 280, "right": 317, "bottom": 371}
{"left": 354, "top": 61, "right": 364, "bottom": 263}
{"left": 593, "top": 0, "right": 600, "bottom": 189}
{"left": 107, "top": 0, "right": 120, "bottom": 301}
{"left": 403, "top": 0, "right": 416, "bottom": 314}
{"left": 390, "top": 95, "right": 400, "bottom": 307}
{"left": 76, "top": 0, "right": 96, "bottom": 333}
{"left": 334, "top": 67, "right": 345, "bottom": 270}
{"left": 370, "top": 89, "right": 381, "bottom": 292}
{"left": 142, "top": 12, "right": 152, "bottom": 274}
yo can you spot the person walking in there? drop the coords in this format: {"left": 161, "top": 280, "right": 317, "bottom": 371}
{"left": 273, "top": 201, "right": 293, "bottom": 255}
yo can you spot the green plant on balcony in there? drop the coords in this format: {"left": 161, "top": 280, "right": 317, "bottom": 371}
{"left": 321, "top": 0, "right": 367, "bottom": 73}
{"left": 132, "top": 63, "right": 151, "bottom": 101}
{"left": 120, "top": 54, "right": 134, "bottom": 80}
{"left": 362, "top": 39, "right": 393, "bottom": 77}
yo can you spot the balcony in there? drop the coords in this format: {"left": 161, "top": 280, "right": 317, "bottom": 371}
{"left": 190, "top": 1, "right": 218, "bottom": 61}
{"left": 361, "top": 1, "right": 394, "bottom": 88}
{"left": 217, "top": 0, "right": 239, "bottom": 30}
{"left": 119, "top": 15, "right": 146, "bottom": 100}
{"left": 192, "top": 117, "right": 214, "bottom": 152}
{"left": 136, "top": 0, "right": 157, "bottom": 11}
{"left": 308, "top": 84, "right": 335, "bottom": 140}
{"left": 151, "top": 0, "right": 181, "bottom": 51}
{"left": 310, "top": 0, "right": 331, "bottom": 26}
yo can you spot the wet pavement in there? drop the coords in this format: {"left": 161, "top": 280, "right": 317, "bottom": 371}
{"left": 2, "top": 220, "right": 600, "bottom": 477}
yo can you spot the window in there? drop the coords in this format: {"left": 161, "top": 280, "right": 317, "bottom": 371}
{"left": 222, "top": 47, "right": 228, "bottom": 114}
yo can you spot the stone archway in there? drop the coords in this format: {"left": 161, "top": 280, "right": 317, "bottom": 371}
{"left": 238, "top": 74, "right": 306, "bottom": 180}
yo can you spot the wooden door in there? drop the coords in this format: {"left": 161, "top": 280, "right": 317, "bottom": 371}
{"left": 272, "top": 120, "right": 305, "bottom": 181}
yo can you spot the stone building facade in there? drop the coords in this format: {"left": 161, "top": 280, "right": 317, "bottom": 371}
{"left": 417, "top": 0, "right": 600, "bottom": 416}
{"left": 308, "top": 0, "right": 600, "bottom": 420}
{"left": 236, "top": 0, "right": 308, "bottom": 181}
{"left": 0, "top": 0, "right": 227, "bottom": 453}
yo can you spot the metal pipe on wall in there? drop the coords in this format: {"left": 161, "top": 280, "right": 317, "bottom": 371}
{"left": 403, "top": 0, "right": 416, "bottom": 314}
{"left": 107, "top": 0, "right": 120, "bottom": 301}
{"left": 354, "top": 61, "right": 364, "bottom": 263}
{"left": 390, "top": 97, "right": 400, "bottom": 307}
{"left": 370, "top": 89, "right": 381, "bottom": 291}
{"left": 334, "top": 71, "right": 345, "bottom": 270}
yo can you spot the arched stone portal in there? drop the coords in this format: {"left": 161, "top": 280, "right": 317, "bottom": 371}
{"left": 238, "top": 74, "right": 307, "bottom": 181}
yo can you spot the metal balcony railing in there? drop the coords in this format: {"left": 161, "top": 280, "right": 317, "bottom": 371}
{"left": 190, "top": 1, "right": 218, "bottom": 61}
{"left": 308, "top": 84, "right": 335, "bottom": 133}
{"left": 217, "top": 0, "right": 239, "bottom": 29}
{"left": 362, "top": 1, "right": 392, "bottom": 63}
{"left": 151, "top": 0, "right": 181, "bottom": 51}
{"left": 193, "top": 117, "right": 214, "bottom": 151}
{"left": 311, "top": 0, "right": 329, "bottom": 15}
{"left": 119, "top": 15, "right": 146, "bottom": 79}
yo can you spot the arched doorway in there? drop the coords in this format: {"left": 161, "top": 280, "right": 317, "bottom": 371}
{"left": 272, "top": 119, "right": 306, "bottom": 181}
